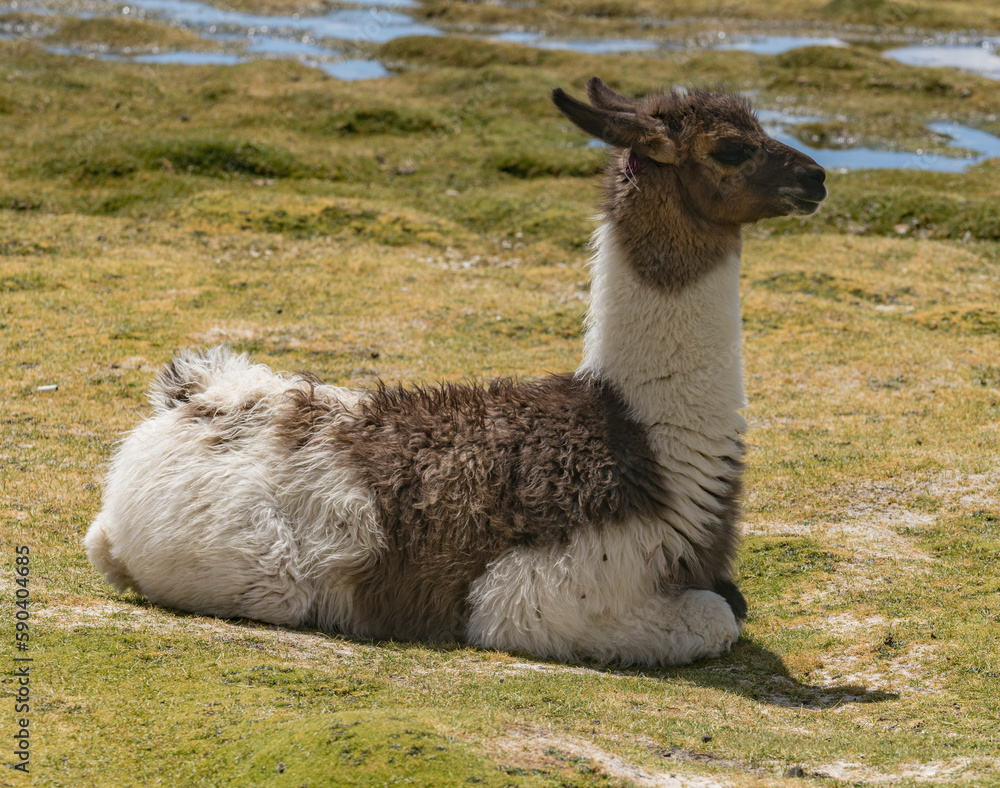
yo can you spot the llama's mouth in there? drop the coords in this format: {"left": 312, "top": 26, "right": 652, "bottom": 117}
{"left": 784, "top": 185, "right": 827, "bottom": 214}
{"left": 789, "top": 195, "right": 826, "bottom": 214}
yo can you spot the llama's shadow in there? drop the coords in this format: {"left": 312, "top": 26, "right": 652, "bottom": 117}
{"left": 599, "top": 637, "right": 898, "bottom": 709}
{"left": 121, "top": 597, "right": 896, "bottom": 708}
{"left": 371, "top": 632, "right": 896, "bottom": 710}
{"left": 447, "top": 634, "right": 896, "bottom": 709}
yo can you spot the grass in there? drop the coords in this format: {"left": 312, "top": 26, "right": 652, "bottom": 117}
{"left": 2, "top": 2, "right": 1000, "bottom": 786}
{"left": 43, "top": 17, "right": 213, "bottom": 53}
{"left": 409, "top": 0, "right": 1000, "bottom": 36}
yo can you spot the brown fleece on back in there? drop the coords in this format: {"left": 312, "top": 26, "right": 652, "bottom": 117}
{"left": 289, "top": 374, "right": 669, "bottom": 640}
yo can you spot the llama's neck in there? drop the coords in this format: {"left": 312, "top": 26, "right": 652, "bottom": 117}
{"left": 577, "top": 223, "right": 747, "bottom": 444}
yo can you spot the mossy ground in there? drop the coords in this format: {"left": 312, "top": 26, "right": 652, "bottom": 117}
{"left": 2, "top": 2, "right": 1000, "bottom": 786}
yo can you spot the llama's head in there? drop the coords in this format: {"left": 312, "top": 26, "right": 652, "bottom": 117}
{"left": 552, "top": 77, "right": 827, "bottom": 225}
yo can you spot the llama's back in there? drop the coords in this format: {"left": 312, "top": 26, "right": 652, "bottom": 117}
{"left": 85, "top": 348, "right": 253, "bottom": 594}
{"left": 84, "top": 347, "right": 327, "bottom": 625}
{"left": 149, "top": 346, "right": 282, "bottom": 414}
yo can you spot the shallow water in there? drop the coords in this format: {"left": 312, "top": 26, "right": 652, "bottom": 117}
{"left": 126, "top": 0, "right": 437, "bottom": 44}
{"left": 756, "top": 109, "right": 825, "bottom": 125}
{"left": 490, "top": 29, "right": 1000, "bottom": 86}
{"left": 713, "top": 34, "right": 848, "bottom": 54}
{"left": 7, "top": 0, "right": 1000, "bottom": 86}
{"left": 132, "top": 49, "right": 241, "bottom": 65}
{"left": 715, "top": 32, "right": 1000, "bottom": 81}
{"left": 242, "top": 34, "right": 338, "bottom": 57}
{"left": 884, "top": 42, "right": 1000, "bottom": 81}
{"left": 588, "top": 111, "right": 1000, "bottom": 172}
{"left": 761, "top": 111, "right": 1000, "bottom": 173}
{"left": 4, "top": 0, "right": 438, "bottom": 79}
{"left": 42, "top": 42, "right": 391, "bottom": 79}
{"left": 318, "top": 58, "right": 388, "bottom": 80}
{"left": 490, "top": 31, "right": 663, "bottom": 54}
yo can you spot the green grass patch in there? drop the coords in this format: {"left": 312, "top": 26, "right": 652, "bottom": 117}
{"left": 3, "top": 10, "right": 1000, "bottom": 787}
{"left": 912, "top": 305, "right": 1000, "bottom": 335}
{"left": 44, "top": 16, "right": 211, "bottom": 52}
{"left": 330, "top": 107, "right": 448, "bottom": 136}
{"left": 45, "top": 136, "right": 306, "bottom": 183}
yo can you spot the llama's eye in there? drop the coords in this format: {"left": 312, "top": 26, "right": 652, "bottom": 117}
{"left": 710, "top": 143, "right": 755, "bottom": 166}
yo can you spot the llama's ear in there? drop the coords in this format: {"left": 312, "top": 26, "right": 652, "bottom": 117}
{"left": 552, "top": 87, "right": 677, "bottom": 165}
{"left": 585, "top": 77, "right": 638, "bottom": 113}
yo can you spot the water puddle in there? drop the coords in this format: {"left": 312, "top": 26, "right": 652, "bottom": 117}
{"left": 884, "top": 41, "right": 1000, "bottom": 81}
{"left": 712, "top": 33, "right": 848, "bottom": 54}
{"left": 491, "top": 29, "right": 1000, "bottom": 86}
{"left": 490, "top": 31, "right": 855, "bottom": 56}
{"left": 40, "top": 42, "right": 391, "bottom": 78}
{"left": 709, "top": 32, "right": 1000, "bottom": 82}
{"left": 7, "top": 0, "right": 1000, "bottom": 87}
{"left": 587, "top": 111, "right": 1000, "bottom": 173}
{"left": 124, "top": 0, "right": 437, "bottom": 44}
{"left": 2, "top": 0, "right": 438, "bottom": 78}
{"left": 490, "top": 31, "right": 664, "bottom": 54}
{"left": 134, "top": 49, "right": 241, "bottom": 64}
{"left": 760, "top": 110, "right": 1000, "bottom": 172}
{"left": 489, "top": 28, "right": 1000, "bottom": 88}
{"left": 318, "top": 57, "right": 388, "bottom": 79}
{"left": 242, "top": 34, "right": 335, "bottom": 57}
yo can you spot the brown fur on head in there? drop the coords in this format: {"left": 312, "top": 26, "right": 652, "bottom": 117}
{"left": 552, "top": 77, "right": 827, "bottom": 222}
{"left": 551, "top": 77, "right": 827, "bottom": 289}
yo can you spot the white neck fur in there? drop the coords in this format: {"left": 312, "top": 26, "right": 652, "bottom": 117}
{"left": 577, "top": 223, "right": 747, "bottom": 444}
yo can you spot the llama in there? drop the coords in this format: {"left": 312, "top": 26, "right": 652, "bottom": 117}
{"left": 85, "top": 78, "right": 826, "bottom": 666}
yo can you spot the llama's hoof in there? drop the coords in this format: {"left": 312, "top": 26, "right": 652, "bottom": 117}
{"left": 712, "top": 578, "right": 748, "bottom": 624}
{"left": 676, "top": 589, "right": 743, "bottom": 661}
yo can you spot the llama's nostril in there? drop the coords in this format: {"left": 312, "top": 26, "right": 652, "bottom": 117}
{"left": 811, "top": 166, "right": 826, "bottom": 185}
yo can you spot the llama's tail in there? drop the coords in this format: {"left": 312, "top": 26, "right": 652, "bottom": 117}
{"left": 83, "top": 514, "right": 137, "bottom": 593}
{"left": 148, "top": 346, "right": 259, "bottom": 413}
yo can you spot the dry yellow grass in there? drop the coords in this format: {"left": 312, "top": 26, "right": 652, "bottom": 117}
{"left": 1, "top": 8, "right": 999, "bottom": 785}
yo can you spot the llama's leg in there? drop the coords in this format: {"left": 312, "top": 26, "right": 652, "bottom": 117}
{"left": 711, "top": 577, "right": 748, "bottom": 624}
{"left": 469, "top": 583, "right": 740, "bottom": 667}
{"left": 231, "top": 508, "right": 315, "bottom": 626}
{"left": 466, "top": 533, "right": 743, "bottom": 667}
{"left": 573, "top": 588, "right": 742, "bottom": 666}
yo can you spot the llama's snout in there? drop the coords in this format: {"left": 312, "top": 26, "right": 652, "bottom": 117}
{"left": 796, "top": 160, "right": 828, "bottom": 207}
